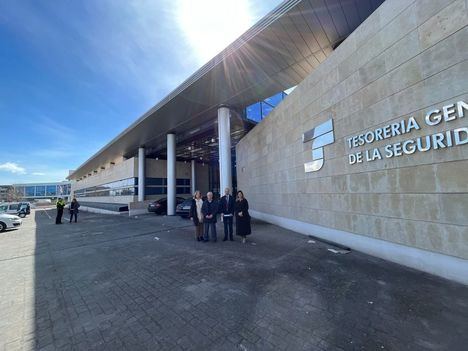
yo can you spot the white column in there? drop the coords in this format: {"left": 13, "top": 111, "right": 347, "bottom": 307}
{"left": 138, "top": 147, "right": 145, "bottom": 202}
{"left": 218, "top": 106, "right": 232, "bottom": 192}
{"left": 167, "top": 133, "right": 176, "bottom": 215}
{"left": 191, "top": 159, "right": 196, "bottom": 195}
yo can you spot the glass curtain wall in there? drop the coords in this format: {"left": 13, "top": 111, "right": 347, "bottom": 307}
{"left": 244, "top": 90, "right": 290, "bottom": 122}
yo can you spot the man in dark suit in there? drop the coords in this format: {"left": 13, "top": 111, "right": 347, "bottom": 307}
{"left": 219, "top": 187, "right": 235, "bottom": 241}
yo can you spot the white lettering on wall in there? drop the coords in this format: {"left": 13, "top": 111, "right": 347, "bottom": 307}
{"left": 347, "top": 101, "right": 467, "bottom": 165}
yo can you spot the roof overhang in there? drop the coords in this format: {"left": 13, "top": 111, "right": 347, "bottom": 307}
{"left": 69, "top": 0, "right": 384, "bottom": 180}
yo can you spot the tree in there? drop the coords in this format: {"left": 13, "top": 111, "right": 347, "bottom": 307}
{"left": 6, "top": 187, "right": 24, "bottom": 202}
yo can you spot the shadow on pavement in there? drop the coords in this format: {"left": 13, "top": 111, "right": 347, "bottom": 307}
{"left": 29, "top": 210, "right": 468, "bottom": 350}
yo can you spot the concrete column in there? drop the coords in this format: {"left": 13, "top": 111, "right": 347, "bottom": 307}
{"left": 138, "top": 147, "right": 145, "bottom": 202}
{"left": 191, "top": 159, "right": 196, "bottom": 195}
{"left": 218, "top": 106, "right": 232, "bottom": 192}
{"left": 167, "top": 133, "right": 176, "bottom": 215}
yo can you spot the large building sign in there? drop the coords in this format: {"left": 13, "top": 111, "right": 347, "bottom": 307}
{"left": 347, "top": 101, "right": 467, "bottom": 165}
{"left": 303, "top": 118, "right": 334, "bottom": 172}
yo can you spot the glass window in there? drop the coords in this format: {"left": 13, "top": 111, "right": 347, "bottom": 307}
{"left": 35, "top": 186, "right": 45, "bottom": 196}
{"left": 0, "top": 205, "right": 7, "bottom": 212}
{"left": 146, "top": 187, "right": 166, "bottom": 195}
{"left": 96, "top": 189, "right": 111, "bottom": 197}
{"left": 245, "top": 102, "right": 262, "bottom": 122}
{"left": 119, "top": 187, "right": 135, "bottom": 196}
{"left": 261, "top": 102, "right": 274, "bottom": 119}
{"left": 146, "top": 178, "right": 166, "bottom": 186}
{"left": 74, "top": 178, "right": 137, "bottom": 198}
{"left": 56, "top": 184, "right": 71, "bottom": 196}
{"left": 264, "top": 91, "right": 284, "bottom": 108}
{"left": 25, "top": 186, "right": 35, "bottom": 197}
{"left": 245, "top": 90, "right": 290, "bottom": 122}
{"left": 46, "top": 185, "right": 57, "bottom": 196}
{"left": 176, "top": 179, "right": 190, "bottom": 186}
{"left": 57, "top": 185, "right": 65, "bottom": 195}
{"left": 176, "top": 187, "right": 191, "bottom": 194}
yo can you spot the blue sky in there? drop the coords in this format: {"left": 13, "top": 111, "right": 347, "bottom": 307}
{"left": 0, "top": 0, "right": 282, "bottom": 184}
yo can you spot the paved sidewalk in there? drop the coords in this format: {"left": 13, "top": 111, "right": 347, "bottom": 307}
{"left": 0, "top": 209, "right": 467, "bottom": 351}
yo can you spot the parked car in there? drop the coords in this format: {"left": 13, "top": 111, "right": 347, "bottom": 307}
{"left": 147, "top": 197, "right": 185, "bottom": 215}
{"left": 0, "top": 213, "right": 22, "bottom": 232}
{"left": 0, "top": 203, "right": 28, "bottom": 218}
{"left": 176, "top": 196, "right": 207, "bottom": 218}
{"left": 18, "top": 202, "right": 31, "bottom": 215}
{"left": 176, "top": 198, "right": 193, "bottom": 218}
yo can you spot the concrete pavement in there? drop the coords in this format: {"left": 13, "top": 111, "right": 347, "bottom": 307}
{"left": 0, "top": 209, "right": 467, "bottom": 350}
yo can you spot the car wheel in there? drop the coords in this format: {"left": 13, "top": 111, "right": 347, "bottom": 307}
{"left": 18, "top": 212, "right": 26, "bottom": 218}
{"left": 0, "top": 222, "right": 6, "bottom": 232}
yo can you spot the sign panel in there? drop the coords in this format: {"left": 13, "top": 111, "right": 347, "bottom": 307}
{"left": 303, "top": 118, "right": 334, "bottom": 172}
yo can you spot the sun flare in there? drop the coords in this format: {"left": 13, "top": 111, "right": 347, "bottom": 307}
{"left": 176, "top": 0, "right": 253, "bottom": 64}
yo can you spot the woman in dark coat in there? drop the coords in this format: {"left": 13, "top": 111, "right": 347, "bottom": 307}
{"left": 69, "top": 197, "right": 80, "bottom": 223}
{"left": 189, "top": 190, "right": 204, "bottom": 241}
{"left": 235, "top": 190, "right": 251, "bottom": 244}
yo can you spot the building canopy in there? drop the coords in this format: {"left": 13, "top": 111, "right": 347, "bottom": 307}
{"left": 69, "top": 0, "right": 384, "bottom": 180}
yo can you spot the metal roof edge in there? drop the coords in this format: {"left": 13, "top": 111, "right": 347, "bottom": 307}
{"left": 69, "top": 0, "right": 301, "bottom": 179}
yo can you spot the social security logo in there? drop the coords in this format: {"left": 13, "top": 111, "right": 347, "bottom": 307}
{"left": 302, "top": 118, "right": 334, "bottom": 172}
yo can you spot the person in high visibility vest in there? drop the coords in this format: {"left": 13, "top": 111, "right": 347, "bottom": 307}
{"left": 56, "top": 198, "right": 66, "bottom": 224}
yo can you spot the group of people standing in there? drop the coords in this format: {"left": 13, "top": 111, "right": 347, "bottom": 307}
{"left": 190, "top": 188, "right": 251, "bottom": 244}
{"left": 55, "top": 197, "right": 80, "bottom": 224}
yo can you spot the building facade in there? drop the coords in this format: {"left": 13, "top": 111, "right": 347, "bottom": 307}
{"left": 71, "top": 157, "right": 209, "bottom": 211}
{"left": 13, "top": 182, "right": 71, "bottom": 201}
{"left": 68, "top": 0, "right": 467, "bottom": 283}
{"left": 69, "top": 90, "right": 291, "bottom": 210}
{"left": 237, "top": 0, "right": 468, "bottom": 284}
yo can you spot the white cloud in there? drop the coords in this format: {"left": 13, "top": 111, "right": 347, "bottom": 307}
{"left": 0, "top": 162, "right": 26, "bottom": 174}
{"left": 0, "top": 167, "right": 69, "bottom": 185}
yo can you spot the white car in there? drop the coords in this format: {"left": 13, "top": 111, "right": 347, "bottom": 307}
{"left": 0, "top": 202, "right": 27, "bottom": 218}
{"left": 0, "top": 213, "right": 22, "bottom": 232}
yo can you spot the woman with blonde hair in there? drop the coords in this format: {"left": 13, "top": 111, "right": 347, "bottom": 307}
{"left": 190, "top": 190, "right": 204, "bottom": 241}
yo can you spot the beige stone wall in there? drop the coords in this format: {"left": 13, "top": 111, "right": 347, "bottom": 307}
{"left": 72, "top": 157, "right": 137, "bottom": 190}
{"left": 71, "top": 157, "right": 137, "bottom": 203}
{"left": 145, "top": 159, "right": 192, "bottom": 200}
{"left": 237, "top": 0, "right": 468, "bottom": 259}
{"left": 145, "top": 159, "right": 191, "bottom": 179}
{"left": 71, "top": 157, "right": 205, "bottom": 203}
{"left": 145, "top": 160, "right": 210, "bottom": 197}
